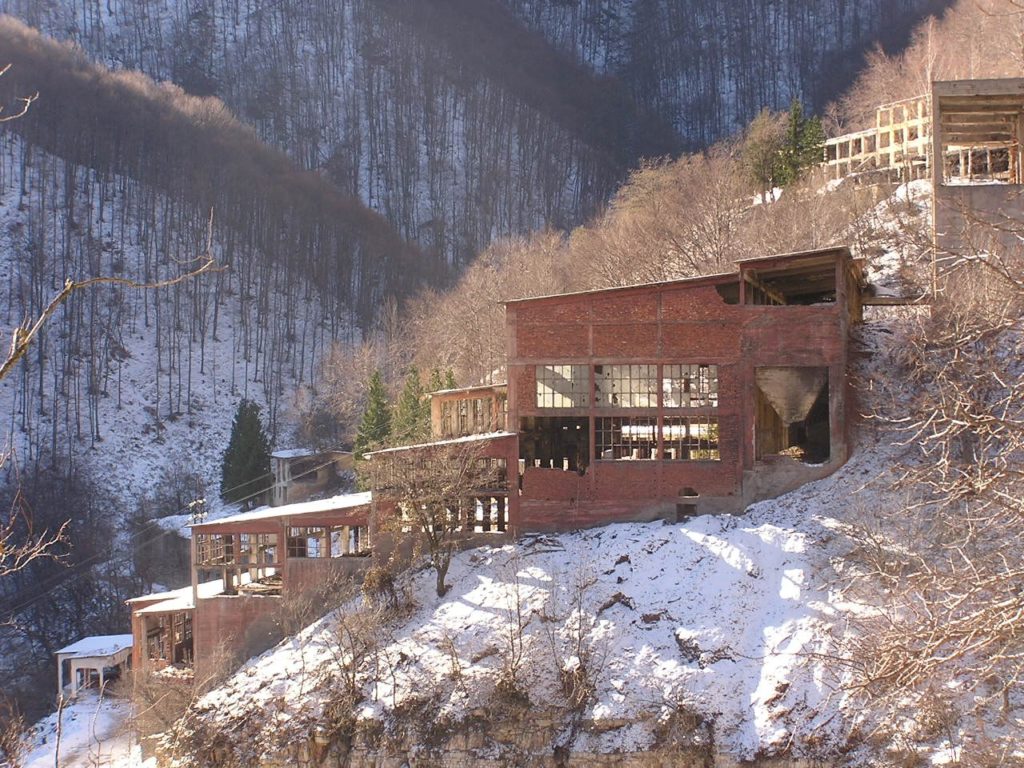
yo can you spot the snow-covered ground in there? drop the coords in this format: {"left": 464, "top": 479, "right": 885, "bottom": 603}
{"left": 23, "top": 692, "right": 152, "bottom": 768}
{"left": 186, "top": 418, "right": 904, "bottom": 762}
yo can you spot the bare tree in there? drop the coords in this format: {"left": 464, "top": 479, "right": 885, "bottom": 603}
{"left": 367, "top": 441, "right": 503, "bottom": 597}
{"left": 836, "top": 219, "right": 1024, "bottom": 759}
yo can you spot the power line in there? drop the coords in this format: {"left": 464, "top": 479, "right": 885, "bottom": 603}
{"left": 0, "top": 454, "right": 348, "bottom": 622}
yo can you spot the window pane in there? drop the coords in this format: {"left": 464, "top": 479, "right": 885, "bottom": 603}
{"left": 663, "top": 365, "right": 719, "bottom": 408}
{"left": 594, "top": 364, "right": 658, "bottom": 408}
{"left": 662, "top": 416, "right": 720, "bottom": 460}
{"left": 596, "top": 416, "right": 658, "bottom": 460}
{"left": 536, "top": 365, "right": 589, "bottom": 408}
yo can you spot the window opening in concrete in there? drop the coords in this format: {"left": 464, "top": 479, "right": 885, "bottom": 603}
{"left": 468, "top": 496, "right": 508, "bottom": 533}
{"left": 676, "top": 487, "right": 700, "bottom": 520}
{"left": 715, "top": 282, "right": 741, "bottom": 304}
{"left": 594, "top": 364, "right": 658, "bottom": 407}
{"left": 662, "top": 417, "right": 720, "bottom": 460}
{"left": 754, "top": 367, "right": 830, "bottom": 463}
{"left": 536, "top": 365, "right": 589, "bottom": 408}
{"left": 596, "top": 416, "right": 658, "bottom": 460}
{"left": 519, "top": 416, "right": 588, "bottom": 471}
{"left": 287, "top": 527, "right": 326, "bottom": 558}
{"left": 663, "top": 364, "right": 719, "bottom": 408}
{"left": 238, "top": 533, "right": 278, "bottom": 565}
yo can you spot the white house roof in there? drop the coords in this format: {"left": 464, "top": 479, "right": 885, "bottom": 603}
{"left": 128, "top": 578, "right": 231, "bottom": 614}
{"left": 191, "top": 491, "right": 372, "bottom": 528}
{"left": 271, "top": 448, "right": 315, "bottom": 459}
{"left": 366, "top": 431, "right": 516, "bottom": 457}
{"left": 55, "top": 635, "right": 134, "bottom": 659}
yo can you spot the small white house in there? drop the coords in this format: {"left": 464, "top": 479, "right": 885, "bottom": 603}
{"left": 55, "top": 634, "right": 133, "bottom": 698}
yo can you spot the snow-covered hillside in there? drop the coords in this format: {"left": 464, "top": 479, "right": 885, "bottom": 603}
{"left": 176, "top": 408, "right": 907, "bottom": 763}
{"left": 0, "top": 130, "right": 346, "bottom": 510}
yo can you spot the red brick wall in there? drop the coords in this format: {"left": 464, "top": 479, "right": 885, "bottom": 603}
{"left": 193, "top": 595, "right": 283, "bottom": 675}
{"left": 286, "top": 556, "right": 372, "bottom": 595}
{"left": 508, "top": 277, "right": 851, "bottom": 530}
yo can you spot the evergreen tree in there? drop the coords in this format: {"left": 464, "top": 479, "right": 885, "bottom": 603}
{"left": 392, "top": 367, "right": 431, "bottom": 445}
{"left": 429, "top": 367, "right": 445, "bottom": 393}
{"left": 741, "top": 108, "right": 788, "bottom": 202}
{"left": 779, "top": 99, "right": 825, "bottom": 185}
{"left": 444, "top": 368, "right": 457, "bottom": 390}
{"left": 221, "top": 399, "right": 272, "bottom": 509}
{"left": 354, "top": 370, "right": 392, "bottom": 459}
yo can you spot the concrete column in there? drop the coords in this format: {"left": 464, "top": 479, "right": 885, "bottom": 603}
{"left": 56, "top": 654, "right": 64, "bottom": 700}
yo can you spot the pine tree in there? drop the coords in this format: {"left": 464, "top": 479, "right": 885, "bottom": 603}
{"left": 221, "top": 399, "right": 272, "bottom": 509}
{"left": 429, "top": 367, "right": 445, "bottom": 393}
{"left": 779, "top": 99, "right": 825, "bottom": 185}
{"left": 392, "top": 367, "right": 431, "bottom": 445}
{"left": 443, "top": 368, "right": 457, "bottom": 390}
{"left": 354, "top": 370, "right": 392, "bottom": 459}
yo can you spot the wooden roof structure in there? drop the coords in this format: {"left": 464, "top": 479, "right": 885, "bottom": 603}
{"left": 933, "top": 78, "right": 1024, "bottom": 149}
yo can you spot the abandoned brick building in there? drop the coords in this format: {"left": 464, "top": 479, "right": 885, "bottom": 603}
{"left": 372, "top": 245, "right": 863, "bottom": 532}
{"left": 128, "top": 492, "right": 373, "bottom": 673}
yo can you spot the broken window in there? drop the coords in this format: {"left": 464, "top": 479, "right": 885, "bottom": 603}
{"left": 287, "top": 527, "right": 327, "bottom": 558}
{"left": 594, "top": 364, "right": 658, "bottom": 408}
{"left": 519, "top": 416, "right": 588, "bottom": 471}
{"left": 238, "top": 533, "right": 278, "bottom": 565}
{"left": 663, "top": 364, "right": 719, "bottom": 408}
{"left": 596, "top": 416, "right": 658, "bottom": 460}
{"left": 536, "top": 365, "right": 589, "bottom": 408}
{"left": 467, "top": 496, "right": 509, "bottom": 533}
{"left": 329, "top": 525, "right": 371, "bottom": 556}
{"left": 754, "top": 367, "right": 830, "bottom": 463}
{"left": 195, "top": 534, "right": 230, "bottom": 566}
{"left": 662, "top": 417, "right": 720, "bottom": 460}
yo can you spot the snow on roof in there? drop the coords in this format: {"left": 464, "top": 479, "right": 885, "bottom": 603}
{"left": 128, "top": 578, "right": 230, "bottom": 613}
{"left": 55, "top": 635, "right": 134, "bottom": 659}
{"left": 365, "top": 431, "right": 516, "bottom": 457}
{"left": 271, "top": 448, "right": 316, "bottom": 459}
{"left": 429, "top": 383, "right": 507, "bottom": 396}
{"left": 192, "top": 491, "right": 372, "bottom": 528}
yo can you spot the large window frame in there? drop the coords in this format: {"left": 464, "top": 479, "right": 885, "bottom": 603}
{"left": 536, "top": 365, "right": 589, "bottom": 408}
{"left": 533, "top": 362, "right": 720, "bottom": 464}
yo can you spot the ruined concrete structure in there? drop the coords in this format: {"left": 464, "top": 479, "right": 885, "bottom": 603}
{"left": 270, "top": 448, "right": 352, "bottom": 507}
{"left": 929, "top": 78, "right": 1024, "bottom": 263}
{"left": 823, "top": 78, "right": 1024, "bottom": 190}
{"left": 128, "top": 492, "right": 373, "bottom": 673}
{"left": 373, "top": 246, "right": 863, "bottom": 533}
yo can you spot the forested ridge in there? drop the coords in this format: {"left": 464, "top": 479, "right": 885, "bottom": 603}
{"left": 0, "top": 0, "right": 952, "bottom": 264}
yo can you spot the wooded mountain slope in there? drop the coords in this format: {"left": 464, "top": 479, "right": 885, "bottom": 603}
{"left": 0, "top": 0, "right": 953, "bottom": 264}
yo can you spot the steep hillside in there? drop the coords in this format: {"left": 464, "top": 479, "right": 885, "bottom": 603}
{"left": 0, "top": 0, "right": 952, "bottom": 263}
{"left": 169, "top": 420, "right": 903, "bottom": 765}
{"left": 503, "top": 0, "right": 956, "bottom": 146}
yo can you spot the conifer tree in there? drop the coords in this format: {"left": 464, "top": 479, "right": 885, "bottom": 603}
{"left": 221, "top": 399, "right": 272, "bottom": 508}
{"left": 429, "top": 367, "right": 445, "bottom": 393}
{"left": 444, "top": 368, "right": 457, "bottom": 390}
{"left": 780, "top": 99, "right": 825, "bottom": 185}
{"left": 392, "top": 367, "right": 431, "bottom": 445}
{"left": 354, "top": 370, "right": 392, "bottom": 459}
